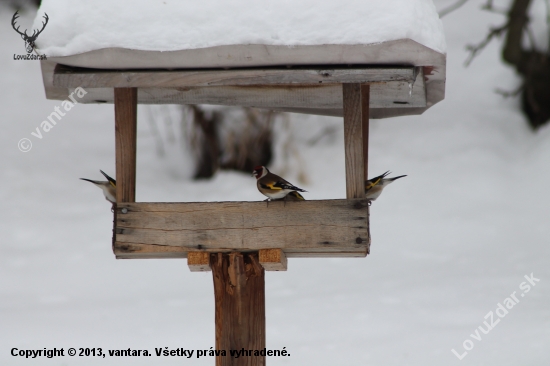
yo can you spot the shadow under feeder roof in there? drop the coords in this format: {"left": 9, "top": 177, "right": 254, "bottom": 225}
{"left": 42, "top": 39, "right": 445, "bottom": 119}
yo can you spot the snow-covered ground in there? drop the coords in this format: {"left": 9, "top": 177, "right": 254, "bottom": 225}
{"left": 1, "top": 2, "right": 549, "bottom": 366}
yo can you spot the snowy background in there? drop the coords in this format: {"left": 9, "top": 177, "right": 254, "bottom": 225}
{"left": 1, "top": 1, "right": 550, "bottom": 365}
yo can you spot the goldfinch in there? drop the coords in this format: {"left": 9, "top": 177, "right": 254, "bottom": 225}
{"left": 80, "top": 170, "right": 116, "bottom": 204}
{"left": 365, "top": 171, "right": 407, "bottom": 202}
{"left": 252, "top": 166, "right": 307, "bottom": 201}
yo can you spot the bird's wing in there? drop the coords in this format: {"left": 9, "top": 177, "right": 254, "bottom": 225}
{"left": 273, "top": 179, "right": 307, "bottom": 192}
{"left": 100, "top": 170, "right": 116, "bottom": 187}
{"left": 365, "top": 171, "right": 390, "bottom": 190}
{"left": 259, "top": 179, "right": 283, "bottom": 191}
{"left": 261, "top": 179, "right": 306, "bottom": 192}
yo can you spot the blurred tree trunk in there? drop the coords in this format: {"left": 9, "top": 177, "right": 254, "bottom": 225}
{"left": 190, "top": 106, "right": 221, "bottom": 179}
{"left": 219, "top": 108, "right": 273, "bottom": 173}
{"left": 462, "top": 0, "right": 550, "bottom": 129}
{"left": 501, "top": 0, "right": 550, "bottom": 129}
{"left": 188, "top": 106, "right": 274, "bottom": 179}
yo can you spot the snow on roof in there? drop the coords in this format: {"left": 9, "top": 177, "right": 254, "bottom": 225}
{"left": 34, "top": 0, "right": 446, "bottom": 57}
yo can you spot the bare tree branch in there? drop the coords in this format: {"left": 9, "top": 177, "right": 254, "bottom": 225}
{"left": 495, "top": 86, "right": 523, "bottom": 98}
{"left": 481, "top": 0, "right": 508, "bottom": 14}
{"left": 464, "top": 23, "right": 509, "bottom": 66}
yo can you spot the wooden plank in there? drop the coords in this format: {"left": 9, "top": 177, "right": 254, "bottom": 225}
{"left": 113, "top": 200, "right": 370, "bottom": 259}
{"left": 212, "top": 253, "right": 265, "bottom": 366}
{"left": 44, "top": 41, "right": 444, "bottom": 71}
{"left": 360, "top": 85, "right": 372, "bottom": 254}
{"left": 74, "top": 78, "right": 425, "bottom": 108}
{"left": 54, "top": 65, "right": 417, "bottom": 88}
{"left": 343, "top": 84, "right": 367, "bottom": 199}
{"left": 187, "top": 252, "right": 211, "bottom": 272}
{"left": 65, "top": 69, "right": 426, "bottom": 118}
{"left": 259, "top": 249, "right": 287, "bottom": 271}
{"left": 361, "top": 84, "right": 370, "bottom": 180}
{"left": 113, "top": 243, "right": 367, "bottom": 259}
{"left": 114, "top": 88, "right": 137, "bottom": 203}
{"left": 43, "top": 40, "right": 446, "bottom": 118}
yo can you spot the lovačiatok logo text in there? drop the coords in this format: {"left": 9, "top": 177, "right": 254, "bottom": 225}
{"left": 11, "top": 11, "right": 48, "bottom": 58}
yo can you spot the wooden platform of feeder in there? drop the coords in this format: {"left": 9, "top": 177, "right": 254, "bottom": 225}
{"left": 114, "top": 199, "right": 370, "bottom": 260}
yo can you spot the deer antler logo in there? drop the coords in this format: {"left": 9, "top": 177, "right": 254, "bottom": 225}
{"left": 12, "top": 11, "right": 49, "bottom": 54}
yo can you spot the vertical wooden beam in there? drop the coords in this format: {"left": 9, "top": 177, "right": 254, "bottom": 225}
{"left": 361, "top": 84, "right": 370, "bottom": 181}
{"left": 114, "top": 88, "right": 138, "bottom": 203}
{"left": 343, "top": 83, "right": 369, "bottom": 199}
{"left": 212, "top": 252, "right": 265, "bottom": 366}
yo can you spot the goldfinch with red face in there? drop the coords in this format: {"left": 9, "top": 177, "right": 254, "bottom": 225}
{"left": 252, "top": 166, "right": 307, "bottom": 201}
{"left": 365, "top": 171, "right": 407, "bottom": 202}
{"left": 80, "top": 170, "right": 116, "bottom": 204}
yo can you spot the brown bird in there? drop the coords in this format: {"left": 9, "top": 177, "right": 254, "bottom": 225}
{"left": 252, "top": 166, "right": 307, "bottom": 201}
{"left": 80, "top": 170, "right": 116, "bottom": 205}
{"left": 365, "top": 171, "right": 407, "bottom": 202}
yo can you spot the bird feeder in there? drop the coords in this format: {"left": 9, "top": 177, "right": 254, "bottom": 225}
{"left": 38, "top": 1, "right": 445, "bottom": 364}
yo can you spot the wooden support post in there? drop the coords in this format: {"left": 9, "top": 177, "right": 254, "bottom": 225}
{"left": 188, "top": 252, "right": 211, "bottom": 272}
{"left": 343, "top": 83, "right": 370, "bottom": 199}
{"left": 361, "top": 84, "right": 370, "bottom": 181}
{"left": 212, "top": 252, "right": 265, "bottom": 366}
{"left": 114, "top": 88, "right": 138, "bottom": 203}
{"left": 259, "top": 249, "right": 287, "bottom": 271}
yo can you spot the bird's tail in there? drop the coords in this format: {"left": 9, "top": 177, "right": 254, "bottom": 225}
{"left": 80, "top": 178, "right": 102, "bottom": 185}
{"left": 389, "top": 175, "right": 407, "bottom": 181}
{"left": 287, "top": 191, "right": 305, "bottom": 200}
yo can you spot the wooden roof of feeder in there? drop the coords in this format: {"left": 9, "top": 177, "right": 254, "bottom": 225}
{"left": 35, "top": 0, "right": 446, "bottom": 261}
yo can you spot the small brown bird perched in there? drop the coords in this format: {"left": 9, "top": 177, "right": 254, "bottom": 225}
{"left": 252, "top": 166, "right": 307, "bottom": 201}
{"left": 365, "top": 171, "right": 407, "bottom": 202}
{"left": 80, "top": 170, "right": 116, "bottom": 207}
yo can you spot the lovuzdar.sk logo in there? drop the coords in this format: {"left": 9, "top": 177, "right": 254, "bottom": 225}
{"left": 12, "top": 11, "right": 48, "bottom": 60}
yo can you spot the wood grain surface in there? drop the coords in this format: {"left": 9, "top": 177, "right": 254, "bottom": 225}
{"left": 113, "top": 200, "right": 370, "bottom": 259}
{"left": 211, "top": 252, "right": 265, "bottom": 366}
{"left": 114, "top": 88, "right": 137, "bottom": 203}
